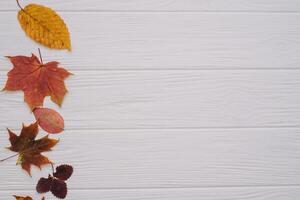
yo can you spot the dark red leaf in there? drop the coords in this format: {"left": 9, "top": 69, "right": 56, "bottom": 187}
{"left": 36, "top": 175, "right": 52, "bottom": 193}
{"left": 51, "top": 179, "right": 67, "bottom": 199}
{"left": 53, "top": 165, "right": 73, "bottom": 180}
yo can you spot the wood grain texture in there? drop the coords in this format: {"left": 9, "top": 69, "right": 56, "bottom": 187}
{"left": 0, "top": 0, "right": 300, "bottom": 198}
{"left": 0, "top": 70, "right": 300, "bottom": 129}
{"left": 1, "top": 0, "right": 300, "bottom": 11}
{"left": 0, "top": 12, "right": 300, "bottom": 70}
{"left": 0, "top": 128, "right": 300, "bottom": 190}
{"left": 2, "top": 187, "right": 300, "bottom": 200}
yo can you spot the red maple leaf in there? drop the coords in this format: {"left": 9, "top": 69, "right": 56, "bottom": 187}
{"left": 7, "top": 121, "right": 59, "bottom": 175}
{"left": 3, "top": 54, "right": 72, "bottom": 110}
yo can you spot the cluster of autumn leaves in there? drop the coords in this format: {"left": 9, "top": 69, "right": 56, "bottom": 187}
{"left": 2, "top": 1, "right": 74, "bottom": 199}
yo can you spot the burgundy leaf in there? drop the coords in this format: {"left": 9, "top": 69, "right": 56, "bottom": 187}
{"left": 53, "top": 165, "right": 73, "bottom": 180}
{"left": 51, "top": 179, "right": 67, "bottom": 199}
{"left": 36, "top": 175, "right": 52, "bottom": 193}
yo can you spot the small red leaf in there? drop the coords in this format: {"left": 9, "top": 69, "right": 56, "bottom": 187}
{"left": 36, "top": 175, "right": 52, "bottom": 193}
{"left": 53, "top": 165, "right": 73, "bottom": 180}
{"left": 51, "top": 179, "right": 67, "bottom": 199}
{"left": 33, "top": 108, "right": 64, "bottom": 134}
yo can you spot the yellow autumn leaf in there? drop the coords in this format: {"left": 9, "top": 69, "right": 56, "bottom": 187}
{"left": 18, "top": 4, "right": 71, "bottom": 50}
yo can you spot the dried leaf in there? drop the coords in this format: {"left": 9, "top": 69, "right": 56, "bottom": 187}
{"left": 37, "top": 164, "right": 73, "bottom": 199}
{"left": 7, "top": 121, "right": 59, "bottom": 175}
{"left": 53, "top": 165, "right": 73, "bottom": 180}
{"left": 51, "top": 179, "right": 67, "bottom": 199}
{"left": 36, "top": 175, "right": 52, "bottom": 193}
{"left": 37, "top": 176, "right": 67, "bottom": 199}
{"left": 13, "top": 196, "right": 33, "bottom": 200}
{"left": 3, "top": 54, "right": 72, "bottom": 110}
{"left": 34, "top": 108, "right": 64, "bottom": 134}
{"left": 18, "top": 4, "right": 71, "bottom": 50}
{"left": 14, "top": 196, "right": 45, "bottom": 200}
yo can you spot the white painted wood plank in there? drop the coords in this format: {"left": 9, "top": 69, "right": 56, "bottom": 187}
{"left": 1, "top": 0, "right": 300, "bottom": 11}
{"left": 0, "top": 70, "right": 299, "bottom": 129}
{"left": 0, "top": 129, "right": 299, "bottom": 190}
{"left": 0, "top": 12, "right": 300, "bottom": 70}
{"left": 1, "top": 187, "right": 300, "bottom": 200}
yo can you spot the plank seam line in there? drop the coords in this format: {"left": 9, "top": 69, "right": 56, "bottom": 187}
{"left": 2, "top": 68, "right": 300, "bottom": 72}
{"left": 67, "top": 184, "right": 300, "bottom": 190}
{"left": 1, "top": 10, "right": 300, "bottom": 14}
{"left": 1, "top": 126, "right": 299, "bottom": 131}
{"left": 3, "top": 184, "right": 300, "bottom": 192}
{"left": 60, "top": 125, "right": 300, "bottom": 131}
{"left": 3, "top": 126, "right": 300, "bottom": 132}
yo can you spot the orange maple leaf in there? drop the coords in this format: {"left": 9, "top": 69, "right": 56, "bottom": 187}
{"left": 14, "top": 195, "right": 45, "bottom": 200}
{"left": 7, "top": 121, "right": 59, "bottom": 175}
{"left": 3, "top": 54, "right": 72, "bottom": 110}
{"left": 13, "top": 196, "right": 32, "bottom": 200}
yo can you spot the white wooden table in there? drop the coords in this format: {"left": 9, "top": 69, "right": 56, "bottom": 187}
{"left": 0, "top": 0, "right": 300, "bottom": 199}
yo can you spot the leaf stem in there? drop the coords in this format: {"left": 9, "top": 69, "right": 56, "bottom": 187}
{"left": 16, "top": 0, "right": 24, "bottom": 11}
{"left": 0, "top": 153, "right": 19, "bottom": 162}
{"left": 38, "top": 48, "right": 43, "bottom": 65}
{"left": 51, "top": 163, "right": 55, "bottom": 174}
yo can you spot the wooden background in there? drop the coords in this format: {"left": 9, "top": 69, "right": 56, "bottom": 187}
{"left": 0, "top": 0, "right": 300, "bottom": 199}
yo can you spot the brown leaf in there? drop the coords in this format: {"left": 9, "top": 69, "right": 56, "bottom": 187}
{"left": 36, "top": 164, "right": 73, "bottom": 199}
{"left": 14, "top": 196, "right": 45, "bottom": 200}
{"left": 51, "top": 179, "right": 67, "bottom": 199}
{"left": 7, "top": 122, "right": 59, "bottom": 175}
{"left": 13, "top": 196, "right": 33, "bottom": 200}
{"left": 36, "top": 175, "right": 52, "bottom": 193}
{"left": 53, "top": 165, "right": 73, "bottom": 180}
{"left": 3, "top": 54, "right": 72, "bottom": 110}
{"left": 36, "top": 175, "right": 67, "bottom": 199}
{"left": 34, "top": 108, "right": 64, "bottom": 134}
